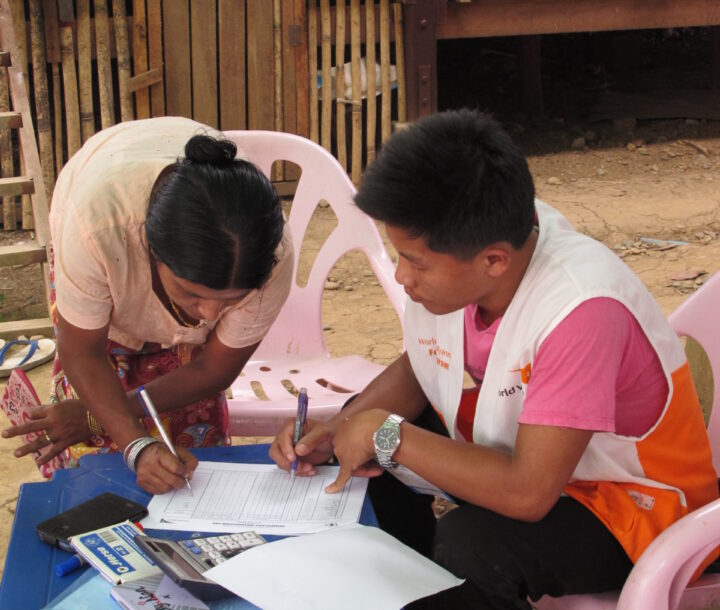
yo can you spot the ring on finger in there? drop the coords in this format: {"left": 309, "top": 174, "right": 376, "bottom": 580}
{"left": 44, "top": 432, "right": 52, "bottom": 444}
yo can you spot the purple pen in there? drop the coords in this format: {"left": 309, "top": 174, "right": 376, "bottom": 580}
{"left": 290, "top": 388, "right": 308, "bottom": 477}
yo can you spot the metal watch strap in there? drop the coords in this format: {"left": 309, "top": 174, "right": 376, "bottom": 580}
{"left": 374, "top": 413, "right": 405, "bottom": 469}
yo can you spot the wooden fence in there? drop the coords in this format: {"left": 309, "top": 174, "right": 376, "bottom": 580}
{"left": 0, "top": 0, "right": 406, "bottom": 229}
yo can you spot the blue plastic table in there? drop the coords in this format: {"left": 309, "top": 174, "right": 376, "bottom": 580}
{"left": 0, "top": 445, "right": 376, "bottom": 609}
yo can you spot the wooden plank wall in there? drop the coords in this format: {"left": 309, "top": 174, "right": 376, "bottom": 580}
{"left": 310, "top": 0, "right": 406, "bottom": 185}
{"left": 0, "top": 0, "right": 406, "bottom": 228}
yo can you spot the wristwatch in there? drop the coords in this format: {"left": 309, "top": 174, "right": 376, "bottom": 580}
{"left": 373, "top": 414, "right": 405, "bottom": 469}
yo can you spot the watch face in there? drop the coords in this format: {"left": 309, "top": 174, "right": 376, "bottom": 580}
{"left": 376, "top": 425, "right": 400, "bottom": 451}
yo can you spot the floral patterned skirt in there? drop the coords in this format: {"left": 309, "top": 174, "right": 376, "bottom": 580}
{"left": 49, "top": 340, "right": 231, "bottom": 471}
{"left": 46, "top": 246, "right": 230, "bottom": 476}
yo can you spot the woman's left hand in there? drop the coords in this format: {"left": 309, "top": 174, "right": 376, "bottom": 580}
{"left": 1, "top": 399, "right": 89, "bottom": 464}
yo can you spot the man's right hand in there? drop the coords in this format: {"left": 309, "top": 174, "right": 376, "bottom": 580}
{"left": 269, "top": 417, "right": 337, "bottom": 476}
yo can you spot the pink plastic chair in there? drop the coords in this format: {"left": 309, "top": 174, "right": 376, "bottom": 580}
{"left": 535, "top": 271, "right": 720, "bottom": 610}
{"left": 221, "top": 130, "right": 404, "bottom": 435}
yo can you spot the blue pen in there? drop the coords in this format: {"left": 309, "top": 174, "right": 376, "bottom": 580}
{"left": 55, "top": 553, "right": 87, "bottom": 577}
{"left": 290, "top": 388, "right": 308, "bottom": 477}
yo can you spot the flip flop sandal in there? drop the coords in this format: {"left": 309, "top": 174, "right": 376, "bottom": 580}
{"left": 0, "top": 337, "right": 56, "bottom": 378}
{"left": 0, "top": 368, "right": 68, "bottom": 477}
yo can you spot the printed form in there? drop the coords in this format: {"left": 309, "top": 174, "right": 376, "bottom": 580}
{"left": 142, "top": 462, "right": 369, "bottom": 535}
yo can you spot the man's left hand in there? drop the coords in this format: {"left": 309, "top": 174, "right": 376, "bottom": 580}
{"left": 325, "top": 408, "right": 389, "bottom": 493}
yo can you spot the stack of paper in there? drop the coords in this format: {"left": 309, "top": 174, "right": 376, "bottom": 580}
{"left": 143, "top": 462, "right": 369, "bottom": 535}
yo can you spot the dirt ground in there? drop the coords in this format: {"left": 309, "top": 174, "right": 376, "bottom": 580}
{"left": 1, "top": 122, "right": 718, "bottom": 585}
{"left": 0, "top": 26, "right": 719, "bottom": 598}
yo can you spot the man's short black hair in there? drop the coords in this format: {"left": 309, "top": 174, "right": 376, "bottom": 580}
{"left": 355, "top": 109, "right": 536, "bottom": 258}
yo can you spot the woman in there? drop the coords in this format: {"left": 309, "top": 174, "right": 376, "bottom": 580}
{"left": 2, "top": 117, "right": 293, "bottom": 494}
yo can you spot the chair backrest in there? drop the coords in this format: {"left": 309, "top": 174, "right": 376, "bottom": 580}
{"left": 668, "top": 271, "right": 720, "bottom": 472}
{"left": 222, "top": 130, "right": 405, "bottom": 361}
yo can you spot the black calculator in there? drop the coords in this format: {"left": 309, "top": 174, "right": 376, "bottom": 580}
{"left": 135, "top": 531, "right": 266, "bottom": 600}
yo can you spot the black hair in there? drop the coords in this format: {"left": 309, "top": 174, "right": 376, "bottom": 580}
{"left": 145, "top": 134, "right": 284, "bottom": 290}
{"left": 355, "top": 109, "right": 536, "bottom": 258}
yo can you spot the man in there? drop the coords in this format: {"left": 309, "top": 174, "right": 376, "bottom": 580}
{"left": 270, "top": 109, "right": 718, "bottom": 609}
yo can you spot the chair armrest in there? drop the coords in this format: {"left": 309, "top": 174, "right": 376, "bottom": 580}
{"left": 617, "top": 498, "right": 720, "bottom": 610}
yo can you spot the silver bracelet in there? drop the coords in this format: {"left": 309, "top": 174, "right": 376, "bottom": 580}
{"left": 122, "top": 436, "right": 147, "bottom": 463}
{"left": 124, "top": 436, "right": 160, "bottom": 473}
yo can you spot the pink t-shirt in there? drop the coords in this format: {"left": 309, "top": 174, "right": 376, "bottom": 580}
{"left": 461, "top": 297, "right": 668, "bottom": 439}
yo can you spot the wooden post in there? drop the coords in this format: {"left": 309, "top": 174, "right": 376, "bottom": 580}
{"left": 271, "top": 0, "right": 285, "bottom": 181}
{"left": 379, "top": 0, "right": 391, "bottom": 143}
{"left": 308, "top": 0, "right": 319, "bottom": 143}
{"left": 9, "top": 0, "right": 30, "bottom": 223}
{"left": 2, "top": 0, "right": 50, "bottom": 248}
{"left": 350, "top": 0, "right": 362, "bottom": 184}
{"left": 247, "top": 1, "right": 275, "bottom": 130}
{"left": 272, "top": 0, "right": 283, "bottom": 180}
{"left": 520, "top": 35, "right": 543, "bottom": 117}
{"left": 365, "top": 0, "right": 377, "bottom": 164}
{"left": 1, "top": 0, "right": 52, "bottom": 318}
{"left": 56, "top": 0, "right": 74, "bottom": 21}
{"left": 132, "top": 0, "right": 150, "bottom": 119}
{"left": 0, "top": 69, "right": 15, "bottom": 230}
{"left": 273, "top": 0, "right": 283, "bottom": 133}
{"left": 28, "top": 0, "right": 54, "bottom": 215}
{"left": 191, "top": 0, "right": 218, "bottom": 126}
{"left": 42, "top": 0, "right": 62, "bottom": 174}
{"left": 218, "top": 0, "right": 246, "bottom": 129}
{"left": 335, "top": 0, "right": 347, "bottom": 170}
{"left": 402, "top": 0, "right": 437, "bottom": 121}
{"left": 712, "top": 26, "right": 720, "bottom": 90}
{"left": 320, "top": 0, "right": 332, "bottom": 152}
{"left": 292, "top": 0, "right": 309, "bottom": 140}
{"left": 113, "top": 0, "right": 134, "bottom": 122}
{"left": 9, "top": 0, "right": 27, "bottom": 72}
{"left": 393, "top": 2, "right": 406, "bottom": 123}
{"left": 59, "top": 26, "right": 81, "bottom": 156}
{"left": 147, "top": 0, "right": 164, "bottom": 116}
{"left": 94, "top": 0, "right": 115, "bottom": 129}
{"left": 281, "top": 0, "right": 302, "bottom": 180}
{"left": 77, "top": 0, "right": 94, "bottom": 142}
{"left": 163, "top": 0, "right": 191, "bottom": 118}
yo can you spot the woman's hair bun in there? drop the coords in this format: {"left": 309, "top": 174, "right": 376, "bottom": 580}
{"left": 184, "top": 134, "right": 237, "bottom": 165}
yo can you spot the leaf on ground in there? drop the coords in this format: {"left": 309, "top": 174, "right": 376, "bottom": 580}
{"left": 669, "top": 269, "right": 707, "bottom": 281}
{"left": 679, "top": 139, "right": 711, "bottom": 157}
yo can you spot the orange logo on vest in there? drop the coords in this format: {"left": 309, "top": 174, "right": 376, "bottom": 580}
{"left": 510, "top": 363, "right": 532, "bottom": 384}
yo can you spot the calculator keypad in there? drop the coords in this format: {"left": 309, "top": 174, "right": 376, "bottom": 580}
{"left": 179, "top": 531, "right": 266, "bottom": 569}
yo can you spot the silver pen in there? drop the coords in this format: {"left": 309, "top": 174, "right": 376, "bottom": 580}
{"left": 137, "top": 386, "right": 193, "bottom": 494}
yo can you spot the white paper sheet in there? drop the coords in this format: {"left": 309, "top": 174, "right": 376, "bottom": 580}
{"left": 389, "top": 465, "right": 454, "bottom": 501}
{"left": 205, "top": 524, "right": 464, "bottom": 610}
{"left": 142, "top": 462, "right": 369, "bottom": 535}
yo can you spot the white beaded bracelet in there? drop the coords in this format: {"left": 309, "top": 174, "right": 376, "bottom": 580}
{"left": 124, "top": 436, "right": 160, "bottom": 473}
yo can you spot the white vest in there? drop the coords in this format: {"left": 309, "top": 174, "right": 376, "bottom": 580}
{"left": 405, "top": 201, "right": 687, "bottom": 493}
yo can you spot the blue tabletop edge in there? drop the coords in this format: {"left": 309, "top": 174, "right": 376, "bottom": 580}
{"left": 0, "top": 445, "right": 376, "bottom": 609}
